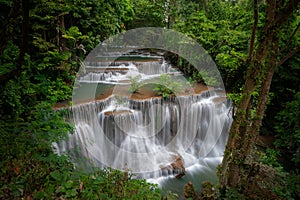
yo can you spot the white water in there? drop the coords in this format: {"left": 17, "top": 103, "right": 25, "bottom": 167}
{"left": 79, "top": 56, "right": 179, "bottom": 84}
{"left": 54, "top": 93, "right": 232, "bottom": 177}
{"left": 54, "top": 52, "right": 232, "bottom": 190}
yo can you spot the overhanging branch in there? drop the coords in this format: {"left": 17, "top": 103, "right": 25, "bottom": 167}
{"left": 279, "top": 22, "right": 300, "bottom": 54}
{"left": 278, "top": 45, "right": 300, "bottom": 66}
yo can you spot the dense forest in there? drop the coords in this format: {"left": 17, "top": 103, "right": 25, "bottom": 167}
{"left": 0, "top": 0, "right": 299, "bottom": 199}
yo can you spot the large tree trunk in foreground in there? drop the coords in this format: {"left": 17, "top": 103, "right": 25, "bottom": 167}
{"left": 220, "top": 0, "right": 299, "bottom": 190}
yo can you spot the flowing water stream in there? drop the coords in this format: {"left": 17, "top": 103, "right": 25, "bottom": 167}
{"left": 54, "top": 50, "right": 232, "bottom": 195}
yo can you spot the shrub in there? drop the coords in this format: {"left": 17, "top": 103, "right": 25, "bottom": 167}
{"left": 128, "top": 74, "right": 144, "bottom": 93}
{"left": 153, "top": 74, "right": 183, "bottom": 98}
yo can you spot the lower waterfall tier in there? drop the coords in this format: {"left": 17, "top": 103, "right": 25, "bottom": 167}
{"left": 54, "top": 90, "right": 232, "bottom": 179}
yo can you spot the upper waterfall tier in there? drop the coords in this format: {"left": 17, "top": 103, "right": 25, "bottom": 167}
{"left": 68, "top": 50, "right": 217, "bottom": 106}
{"left": 79, "top": 53, "right": 180, "bottom": 84}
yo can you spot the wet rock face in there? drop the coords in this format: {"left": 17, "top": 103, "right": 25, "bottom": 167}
{"left": 161, "top": 154, "right": 186, "bottom": 178}
{"left": 104, "top": 110, "right": 132, "bottom": 116}
{"left": 171, "top": 155, "right": 186, "bottom": 178}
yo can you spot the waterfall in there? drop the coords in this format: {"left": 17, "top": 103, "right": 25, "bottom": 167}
{"left": 54, "top": 93, "right": 231, "bottom": 178}
{"left": 54, "top": 51, "right": 232, "bottom": 182}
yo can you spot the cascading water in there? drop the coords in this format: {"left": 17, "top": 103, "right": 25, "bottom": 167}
{"left": 54, "top": 50, "right": 232, "bottom": 194}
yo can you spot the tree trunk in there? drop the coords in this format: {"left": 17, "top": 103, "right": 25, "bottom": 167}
{"left": 243, "top": 32, "right": 279, "bottom": 159}
{"left": 59, "top": 15, "right": 67, "bottom": 51}
{"left": 219, "top": 0, "right": 299, "bottom": 191}
{"left": 18, "top": 0, "right": 30, "bottom": 66}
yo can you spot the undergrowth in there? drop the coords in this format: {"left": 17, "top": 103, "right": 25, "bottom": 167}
{"left": 0, "top": 102, "right": 176, "bottom": 200}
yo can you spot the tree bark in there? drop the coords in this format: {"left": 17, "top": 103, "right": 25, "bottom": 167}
{"left": 59, "top": 15, "right": 68, "bottom": 51}
{"left": 18, "top": 0, "right": 30, "bottom": 66}
{"left": 247, "top": 0, "right": 258, "bottom": 62}
{"left": 243, "top": 30, "right": 280, "bottom": 159}
{"left": 220, "top": 0, "right": 299, "bottom": 191}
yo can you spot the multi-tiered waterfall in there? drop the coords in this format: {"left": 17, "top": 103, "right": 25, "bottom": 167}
{"left": 54, "top": 47, "right": 232, "bottom": 193}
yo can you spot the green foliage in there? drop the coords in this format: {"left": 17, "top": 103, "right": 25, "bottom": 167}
{"left": 0, "top": 0, "right": 131, "bottom": 193}
{"left": 32, "top": 167, "right": 166, "bottom": 200}
{"left": 173, "top": 0, "right": 252, "bottom": 90}
{"left": 0, "top": 0, "right": 299, "bottom": 198}
{"left": 260, "top": 148, "right": 284, "bottom": 172}
{"left": 0, "top": 101, "right": 72, "bottom": 198}
{"left": 1, "top": 79, "right": 24, "bottom": 119}
{"left": 129, "top": 0, "right": 166, "bottom": 28}
{"left": 0, "top": 53, "right": 74, "bottom": 120}
{"left": 274, "top": 92, "right": 300, "bottom": 165}
{"left": 1, "top": 149, "right": 166, "bottom": 199}
{"left": 128, "top": 74, "right": 144, "bottom": 93}
{"left": 0, "top": 100, "right": 171, "bottom": 199}
{"left": 186, "top": 76, "right": 197, "bottom": 88}
{"left": 153, "top": 74, "right": 183, "bottom": 98}
{"left": 75, "top": 169, "right": 162, "bottom": 200}
{"left": 0, "top": 41, "right": 19, "bottom": 76}
{"left": 227, "top": 92, "right": 242, "bottom": 108}
{"left": 63, "top": 26, "right": 89, "bottom": 49}
{"left": 198, "top": 183, "right": 245, "bottom": 199}
{"left": 223, "top": 187, "right": 244, "bottom": 200}
{"left": 197, "top": 70, "right": 218, "bottom": 86}
{"left": 175, "top": 11, "right": 215, "bottom": 50}
{"left": 274, "top": 173, "right": 300, "bottom": 200}
{"left": 70, "top": 0, "right": 133, "bottom": 47}
{"left": 44, "top": 78, "right": 73, "bottom": 102}
{"left": 113, "top": 95, "right": 127, "bottom": 106}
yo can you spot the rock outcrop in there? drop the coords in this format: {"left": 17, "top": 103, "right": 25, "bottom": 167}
{"left": 161, "top": 154, "right": 186, "bottom": 178}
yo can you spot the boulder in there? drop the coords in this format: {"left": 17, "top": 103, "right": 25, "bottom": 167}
{"left": 160, "top": 154, "right": 185, "bottom": 178}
